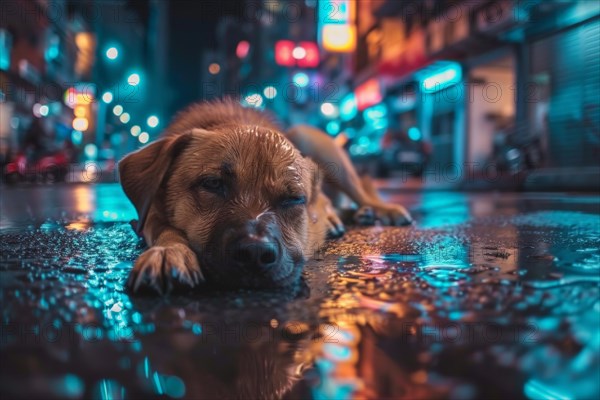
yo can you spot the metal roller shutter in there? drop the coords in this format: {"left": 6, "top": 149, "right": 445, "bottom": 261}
{"left": 532, "top": 19, "right": 600, "bottom": 167}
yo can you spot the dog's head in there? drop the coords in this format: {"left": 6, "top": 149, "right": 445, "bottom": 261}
{"left": 119, "top": 125, "right": 321, "bottom": 288}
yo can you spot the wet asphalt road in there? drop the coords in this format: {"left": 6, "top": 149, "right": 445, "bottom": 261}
{"left": 1, "top": 184, "right": 599, "bottom": 399}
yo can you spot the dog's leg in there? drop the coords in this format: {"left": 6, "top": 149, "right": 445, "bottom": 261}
{"left": 127, "top": 206, "right": 204, "bottom": 294}
{"left": 287, "top": 125, "right": 412, "bottom": 226}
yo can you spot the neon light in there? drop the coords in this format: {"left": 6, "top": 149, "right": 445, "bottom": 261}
{"left": 236, "top": 41, "right": 250, "bottom": 58}
{"left": 318, "top": 0, "right": 356, "bottom": 53}
{"left": 322, "top": 24, "right": 356, "bottom": 52}
{"left": 340, "top": 93, "right": 357, "bottom": 121}
{"left": 355, "top": 79, "right": 382, "bottom": 111}
{"left": 408, "top": 127, "right": 422, "bottom": 141}
{"left": 297, "top": 42, "right": 319, "bottom": 68}
{"left": 421, "top": 63, "right": 462, "bottom": 93}
{"left": 363, "top": 103, "right": 387, "bottom": 120}
{"left": 524, "top": 379, "right": 571, "bottom": 400}
{"left": 275, "top": 40, "right": 295, "bottom": 66}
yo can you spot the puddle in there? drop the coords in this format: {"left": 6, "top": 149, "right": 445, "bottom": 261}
{"left": 1, "top": 190, "right": 599, "bottom": 399}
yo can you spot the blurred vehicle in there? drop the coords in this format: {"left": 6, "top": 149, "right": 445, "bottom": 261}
{"left": 376, "top": 127, "right": 431, "bottom": 177}
{"left": 3, "top": 150, "right": 69, "bottom": 184}
{"left": 2, "top": 118, "right": 70, "bottom": 184}
{"left": 488, "top": 113, "right": 543, "bottom": 175}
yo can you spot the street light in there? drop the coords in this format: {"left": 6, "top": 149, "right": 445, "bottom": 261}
{"left": 293, "top": 72, "right": 309, "bottom": 88}
{"left": 139, "top": 132, "right": 149, "bottom": 144}
{"left": 292, "top": 46, "right": 307, "bottom": 60}
{"left": 106, "top": 47, "right": 118, "bottom": 60}
{"left": 208, "top": 63, "right": 220, "bottom": 75}
{"left": 127, "top": 73, "right": 140, "bottom": 86}
{"left": 112, "top": 105, "right": 123, "bottom": 116}
{"left": 147, "top": 115, "right": 159, "bottom": 128}
{"left": 120, "top": 112, "right": 130, "bottom": 124}
{"left": 263, "top": 86, "right": 277, "bottom": 100}
{"left": 130, "top": 125, "right": 141, "bottom": 136}
{"left": 73, "top": 117, "right": 89, "bottom": 131}
{"left": 102, "top": 91, "right": 113, "bottom": 104}
{"left": 39, "top": 105, "right": 49, "bottom": 117}
{"left": 320, "top": 102, "right": 339, "bottom": 118}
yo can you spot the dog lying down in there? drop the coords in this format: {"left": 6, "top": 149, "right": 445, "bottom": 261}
{"left": 119, "top": 100, "right": 412, "bottom": 294}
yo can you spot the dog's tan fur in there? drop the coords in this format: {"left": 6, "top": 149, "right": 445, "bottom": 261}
{"left": 119, "top": 100, "right": 411, "bottom": 294}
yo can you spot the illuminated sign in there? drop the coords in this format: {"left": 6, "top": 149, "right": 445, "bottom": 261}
{"left": 319, "top": 0, "right": 356, "bottom": 53}
{"left": 420, "top": 62, "right": 462, "bottom": 93}
{"left": 275, "top": 40, "right": 319, "bottom": 67}
{"left": 275, "top": 40, "right": 295, "bottom": 67}
{"left": 297, "top": 41, "right": 319, "bottom": 68}
{"left": 322, "top": 25, "right": 356, "bottom": 52}
{"left": 354, "top": 79, "right": 382, "bottom": 111}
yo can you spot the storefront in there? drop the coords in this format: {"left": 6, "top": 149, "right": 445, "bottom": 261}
{"left": 465, "top": 48, "right": 516, "bottom": 171}
{"left": 527, "top": 11, "right": 600, "bottom": 168}
{"left": 417, "top": 62, "right": 465, "bottom": 170}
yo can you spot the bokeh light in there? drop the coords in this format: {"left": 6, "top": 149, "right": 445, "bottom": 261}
{"left": 102, "top": 91, "right": 113, "bottom": 103}
{"left": 147, "top": 115, "right": 159, "bottom": 128}
{"left": 208, "top": 63, "right": 220, "bottom": 75}
{"left": 263, "top": 86, "right": 277, "bottom": 99}
{"left": 105, "top": 47, "right": 118, "bottom": 60}
{"left": 139, "top": 132, "right": 150, "bottom": 144}
{"left": 127, "top": 73, "right": 141, "bottom": 86}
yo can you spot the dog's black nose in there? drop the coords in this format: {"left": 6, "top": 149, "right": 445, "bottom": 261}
{"left": 232, "top": 237, "right": 279, "bottom": 270}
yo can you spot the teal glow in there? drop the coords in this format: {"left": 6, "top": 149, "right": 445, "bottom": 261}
{"left": 421, "top": 63, "right": 462, "bottom": 93}
{"left": 363, "top": 103, "right": 387, "bottom": 120}
{"left": 408, "top": 126, "right": 421, "bottom": 141}
{"left": 340, "top": 93, "right": 357, "bottom": 121}
{"left": 323, "top": 343, "right": 352, "bottom": 361}
{"left": 165, "top": 376, "right": 186, "bottom": 398}
{"left": 192, "top": 323, "right": 202, "bottom": 335}
{"left": 524, "top": 379, "right": 571, "bottom": 400}
{"left": 293, "top": 72, "right": 309, "bottom": 88}
{"left": 326, "top": 121, "right": 340, "bottom": 135}
{"left": 60, "top": 374, "right": 84, "bottom": 398}
{"left": 371, "top": 118, "right": 388, "bottom": 130}
{"left": 95, "top": 379, "right": 124, "bottom": 400}
{"left": 358, "top": 136, "right": 370, "bottom": 146}
{"left": 153, "top": 372, "right": 163, "bottom": 395}
{"left": 144, "top": 356, "right": 150, "bottom": 378}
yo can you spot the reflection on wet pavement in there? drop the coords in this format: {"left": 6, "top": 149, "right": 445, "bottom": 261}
{"left": 1, "top": 185, "right": 599, "bottom": 399}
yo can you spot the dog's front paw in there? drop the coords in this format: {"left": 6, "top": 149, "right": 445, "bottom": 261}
{"left": 354, "top": 203, "right": 412, "bottom": 226}
{"left": 127, "top": 244, "right": 204, "bottom": 295}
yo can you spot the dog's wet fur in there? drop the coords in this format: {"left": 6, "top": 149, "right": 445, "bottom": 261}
{"left": 119, "top": 100, "right": 411, "bottom": 294}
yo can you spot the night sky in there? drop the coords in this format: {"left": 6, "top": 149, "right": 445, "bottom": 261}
{"left": 167, "top": 0, "right": 246, "bottom": 113}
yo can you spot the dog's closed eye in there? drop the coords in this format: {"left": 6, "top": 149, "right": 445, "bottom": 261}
{"left": 194, "top": 176, "right": 225, "bottom": 194}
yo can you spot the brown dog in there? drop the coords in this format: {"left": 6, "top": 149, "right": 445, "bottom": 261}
{"left": 119, "top": 100, "right": 411, "bottom": 294}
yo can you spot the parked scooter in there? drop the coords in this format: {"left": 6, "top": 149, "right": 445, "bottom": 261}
{"left": 488, "top": 114, "right": 543, "bottom": 175}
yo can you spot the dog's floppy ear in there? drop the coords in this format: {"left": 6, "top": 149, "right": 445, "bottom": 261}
{"left": 118, "top": 132, "right": 194, "bottom": 234}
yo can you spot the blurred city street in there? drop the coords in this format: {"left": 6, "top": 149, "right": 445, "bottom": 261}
{"left": 1, "top": 183, "right": 600, "bottom": 399}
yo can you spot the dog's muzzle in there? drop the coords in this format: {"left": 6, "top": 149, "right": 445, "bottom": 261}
{"left": 229, "top": 234, "right": 280, "bottom": 271}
